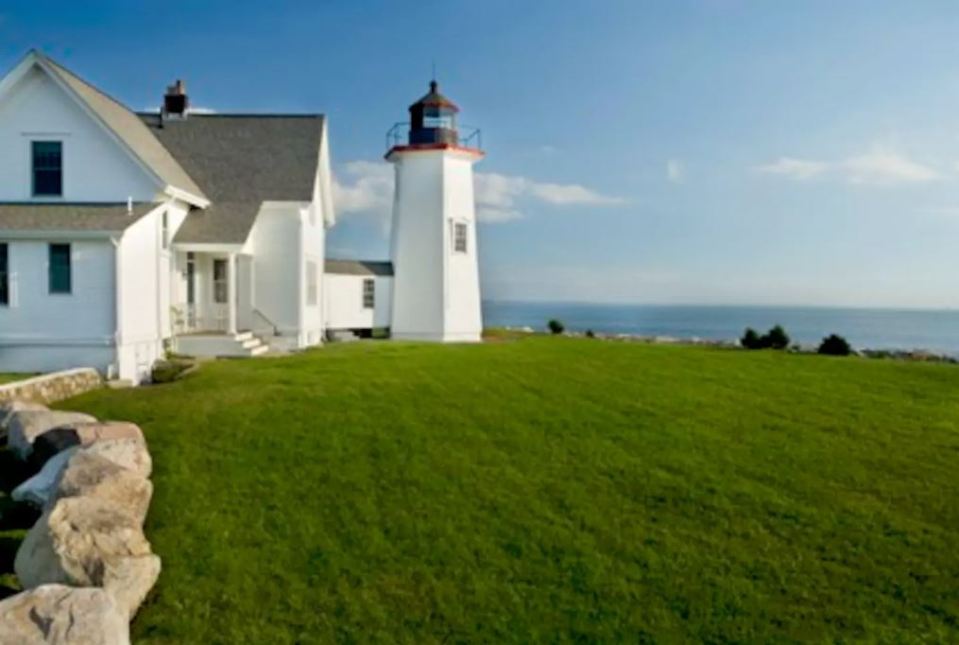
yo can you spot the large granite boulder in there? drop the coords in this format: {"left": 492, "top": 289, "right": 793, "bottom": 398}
{"left": 0, "top": 583, "right": 129, "bottom": 645}
{"left": 0, "top": 400, "right": 48, "bottom": 439}
{"left": 14, "top": 496, "right": 161, "bottom": 620}
{"left": 30, "top": 422, "right": 145, "bottom": 467}
{"left": 49, "top": 451, "right": 153, "bottom": 524}
{"left": 81, "top": 438, "right": 152, "bottom": 479}
{"left": 7, "top": 410, "right": 97, "bottom": 460}
{"left": 11, "top": 447, "right": 79, "bottom": 507}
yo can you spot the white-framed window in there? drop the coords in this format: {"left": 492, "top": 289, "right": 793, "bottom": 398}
{"left": 362, "top": 278, "right": 375, "bottom": 309}
{"left": 185, "top": 252, "right": 196, "bottom": 305}
{"left": 161, "top": 211, "right": 169, "bottom": 250}
{"left": 48, "top": 243, "right": 71, "bottom": 294}
{"left": 32, "top": 141, "right": 63, "bottom": 197}
{"left": 453, "top": 221, "right": 468, "bottom": 254}
{"left": 213, "top": 259, "right": 228, "bottom": 304}
{"left": 306, "top": 260, "right": 318, "bottom": 306}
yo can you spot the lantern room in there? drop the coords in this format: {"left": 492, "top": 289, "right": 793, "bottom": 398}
{"left": 409, "top": 80, "right": 459, "bottom": 145}
{"left": 386, "top": 80, "right": 482, "bottom": 154}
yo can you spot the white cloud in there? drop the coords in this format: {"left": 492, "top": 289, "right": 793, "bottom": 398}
{"left": 473, "top": 172, "right": 527, "bottom": 209}
{"left": 840, "top": 150, "right": 939, "bottom": 185}
{"left": 755, "top": 157, "right": 828, "bottom": 180}
{"left": 476, "top": 207, "right": 524, "bottom": 222}
{"left": 334, "top": 162, "right": 623, "bottom": 225}
{"left": 332, "top": 161, "right": 394, "bottom": 218}
{"left": 756, "top": 148, "right": 939, "bottom": 185}
{"left": 666, "top": 159, "right": 685, "bottom": 184}
{"left": 527, "top": 181, "right": 624, "bottom": 206}
{"left": 917, "top": 206, "right": 959, "bottom": 218}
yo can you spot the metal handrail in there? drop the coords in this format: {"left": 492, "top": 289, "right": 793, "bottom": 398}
{"left": 386, "top": 122, "right": 482, "bottom": 151}
{"left": 252, "top": 308, "right": 280, "bottom": 337}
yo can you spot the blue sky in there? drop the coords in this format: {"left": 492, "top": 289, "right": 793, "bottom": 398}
{"left": 3, "top": 1, "right": 959, "bottom": 308}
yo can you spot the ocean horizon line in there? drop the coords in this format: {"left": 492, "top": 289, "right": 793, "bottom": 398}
{"left": 482, "top": 300, "right": 959, "bottom": 314}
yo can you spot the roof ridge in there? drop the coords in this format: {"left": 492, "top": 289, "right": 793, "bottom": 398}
{"left": 31, "top": 51, "right": 208, "bottom": 204}
{"left": 38, "top": 52, "right": 138, "bottom": 115}
{"left": 138, "top": 112, "right": 324, "bottom": 119}
{"left": 0, "top": 200, "right": 151, "bottom": 206}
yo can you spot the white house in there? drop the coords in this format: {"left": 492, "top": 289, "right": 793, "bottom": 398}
{"left": 0, "top": 51, "right": 483, "bottom": 383}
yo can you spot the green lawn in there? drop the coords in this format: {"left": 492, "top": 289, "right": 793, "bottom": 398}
{"left": 0, "top": 374, "right": 30, "bottom": 385}
{"left": 47, "top": 338, "right": 959, "bottom": 642}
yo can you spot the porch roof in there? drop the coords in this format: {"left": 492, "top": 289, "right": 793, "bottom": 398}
{"left": 0, "top": 202, "right": 156, "bottom": 232}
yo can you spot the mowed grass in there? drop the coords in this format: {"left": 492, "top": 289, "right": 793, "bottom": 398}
{"left": 0, "top": 373, "right": 31, "bottom": 385}
{"left": 58, "top": 337, "right": 959, "bottom": 643}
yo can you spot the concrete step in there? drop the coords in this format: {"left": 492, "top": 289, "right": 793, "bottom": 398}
{"left": 176, "top": 332, "right": 271, "bottom": 358}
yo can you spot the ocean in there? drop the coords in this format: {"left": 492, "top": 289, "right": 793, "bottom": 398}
{"left": 482, "top": 301, "right": 959, "bottom": 355}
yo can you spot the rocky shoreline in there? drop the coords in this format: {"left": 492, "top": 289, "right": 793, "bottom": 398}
{"left": 501, "top": 327, "right": 959, "bottom": 364}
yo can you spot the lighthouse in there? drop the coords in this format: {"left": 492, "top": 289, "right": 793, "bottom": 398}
{"left": 386, "top": 81, "right": 484, "bottom": 342}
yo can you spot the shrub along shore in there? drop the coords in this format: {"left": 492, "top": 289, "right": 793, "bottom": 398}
{"left": 501, "top": 324, "right": 958, "bottom": 363}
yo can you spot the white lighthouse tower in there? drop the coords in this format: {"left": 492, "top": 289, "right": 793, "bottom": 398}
{"left": 387, "top": 81, "right": 484, "bottom": 342}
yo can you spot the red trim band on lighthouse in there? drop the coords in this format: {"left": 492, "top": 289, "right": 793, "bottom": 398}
{"left": 385, "top": 143, "right": 485, "bottom": 160}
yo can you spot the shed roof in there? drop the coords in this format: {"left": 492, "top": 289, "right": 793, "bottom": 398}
{"left": 325, "top": 259, "right": 394, "bottom": 277}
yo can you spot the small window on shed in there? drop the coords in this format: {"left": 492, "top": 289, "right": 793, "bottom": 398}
{"left": 362, "top": 278, "right": 375, "bottom": 309}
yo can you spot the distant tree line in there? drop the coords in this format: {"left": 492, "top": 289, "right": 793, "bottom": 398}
{"left": 740, "top": 325, "right": 790, "bottom": 350}
{"left": 741, "top": 325, "right": 852, "bottom": 356}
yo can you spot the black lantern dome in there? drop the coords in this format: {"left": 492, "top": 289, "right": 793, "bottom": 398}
{"left": 408, "top": 80, "right": 459, "bottom": 146}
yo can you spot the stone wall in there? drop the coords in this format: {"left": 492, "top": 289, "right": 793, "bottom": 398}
{"left": 0, "top": 368, "right": 102, "bottom": 404}
{"left": 0, "top": 402, "right": 157, "bottom": 644}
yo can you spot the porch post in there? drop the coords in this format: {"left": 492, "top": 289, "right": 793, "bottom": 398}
{"left": 227, "top": 253, "right": 238, "bottom": 335}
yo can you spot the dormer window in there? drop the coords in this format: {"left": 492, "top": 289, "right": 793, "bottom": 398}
{"left": 32, "top": 141, "right": 63, "bottom": 197}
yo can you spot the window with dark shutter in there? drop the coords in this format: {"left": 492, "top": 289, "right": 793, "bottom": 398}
{"left": 49, "top": 243, "right": 71, "bottom": 294}
{"left": 33, "top": 141, "right": 63, "bottom": 197}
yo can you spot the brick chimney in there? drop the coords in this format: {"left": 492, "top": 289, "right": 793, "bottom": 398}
{"left": 162, "top": 80, "right": 188, "bottom": 120}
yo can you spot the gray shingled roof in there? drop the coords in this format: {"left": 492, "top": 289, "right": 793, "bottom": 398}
{"left": 325, "top": 259, "right": 394, "bottom": 277}
{"left": 139, "top": 114, "right": 325, "bottom": 244}
{"left": 2, "top": 52, "right": 325, "bottom": 241}
{"left": 39, "top": 53, "right": 207, "bottom": 202}
{"left": 0, "top": 203, "right": 156, "bottom": 232}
